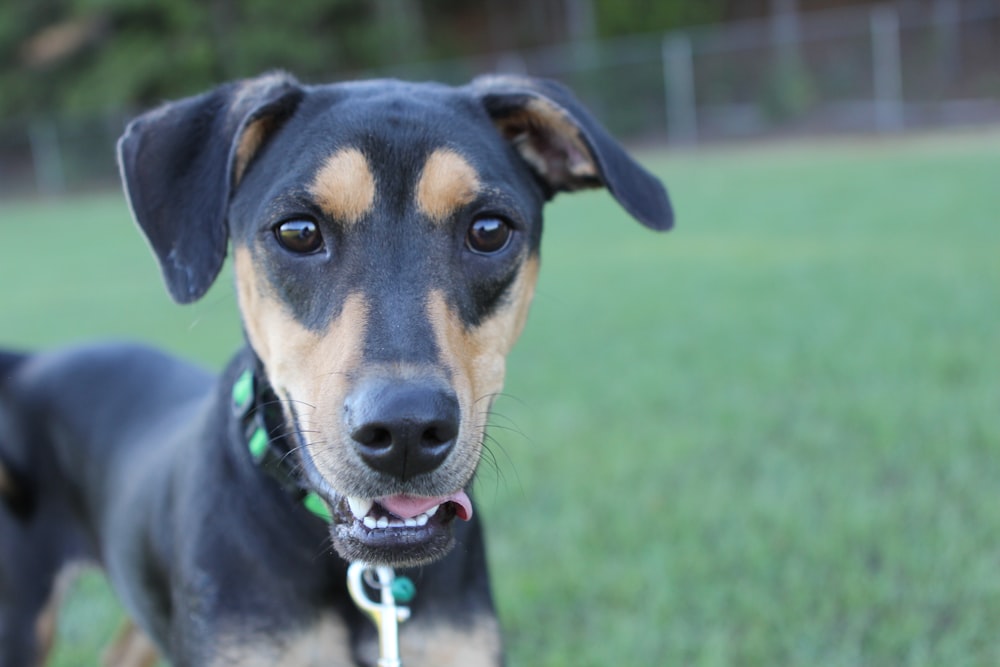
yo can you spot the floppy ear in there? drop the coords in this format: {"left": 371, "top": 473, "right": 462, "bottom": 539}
{"left": 469, "top": 75, "right": 673, "bottom": 231}
{"left": 117, "top": 72, "right": 304, "bottom": 303}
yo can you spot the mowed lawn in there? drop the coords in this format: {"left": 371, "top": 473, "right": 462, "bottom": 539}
{"left": 1, "top": 127, "right": 998, "bottom": 666}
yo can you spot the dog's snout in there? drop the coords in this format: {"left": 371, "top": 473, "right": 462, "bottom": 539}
{"left": 346, "top": 379, "right": 460, "bottom": 480}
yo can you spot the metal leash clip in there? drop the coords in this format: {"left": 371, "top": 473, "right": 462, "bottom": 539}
{"left": 347, "top": 561, "right": 413, "bottom": 667}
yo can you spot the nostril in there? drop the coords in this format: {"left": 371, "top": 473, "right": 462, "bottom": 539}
{"left": 345, "top": 378, "right": 461, "bottom": 479}
{"left": 353, "top": 424, "right": 393, "bottom": 450}
{"left": 422, "top": 421, "right": 458, "bottom": 448}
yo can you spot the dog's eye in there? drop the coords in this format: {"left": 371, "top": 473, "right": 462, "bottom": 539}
{"left": 466, "top": 217, "right": 512, "bottom": 255}
{"left": 274, "top": 219, "right": 323, "bottom": 254}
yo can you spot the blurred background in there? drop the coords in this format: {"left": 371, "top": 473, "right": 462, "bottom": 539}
{"left": 1, "top": 0, "right": 999, "bottom": 196}
{"left": 1, "top": 2, "right": 999, "bottom": 666}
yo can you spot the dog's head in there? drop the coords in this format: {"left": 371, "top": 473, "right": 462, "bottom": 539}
{"left": 118, "top": 72, "right": 672, "bottom": 567}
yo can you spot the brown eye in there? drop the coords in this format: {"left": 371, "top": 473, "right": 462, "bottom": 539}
{"left": 466, "top": 217, "right": 512, "bottom": 255}
{"left": 275, "top": 219, "right": 323, "bottom": 254}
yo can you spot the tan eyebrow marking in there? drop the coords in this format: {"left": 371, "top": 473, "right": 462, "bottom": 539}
{"left": 416, "top": 148, "right": 481, "bottom": 224}
{"left": 309, "top": 147, "right": 377, "bottom": 225}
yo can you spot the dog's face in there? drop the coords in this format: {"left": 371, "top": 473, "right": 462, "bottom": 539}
{"left": 119, "top": 73, "right": 672, "bottom": 567}
{"left": 229, "top": 83, "right": 545, "bottom": 564}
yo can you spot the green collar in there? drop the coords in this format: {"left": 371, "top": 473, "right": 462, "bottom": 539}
{"left": 231, "top": 367, "right": 332, "bottom": 523}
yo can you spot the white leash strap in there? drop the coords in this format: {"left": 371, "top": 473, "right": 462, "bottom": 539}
{"left": 347, "top": 562, "right": 411, "bottom": 667}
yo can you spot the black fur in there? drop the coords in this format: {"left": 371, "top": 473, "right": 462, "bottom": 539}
{"left": 0, "top": 73, "right": 671, "bottom": 666}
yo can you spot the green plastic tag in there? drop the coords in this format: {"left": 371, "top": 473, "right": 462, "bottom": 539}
{"left": 232, "top": 369, "right": 253, "bottom": 410}
{"left": 303, "top": 491, "right": 333, "bottom": 523}
{"left": 248, "top": 427, "right": 268, "bottom": 462}
{"left": 392, "top": 576, "right": 416, "bottom": 603}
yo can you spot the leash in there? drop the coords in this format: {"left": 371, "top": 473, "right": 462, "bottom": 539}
{"left": 346, "top": 562, "right": 416, "bottom": 667}
{"left": 232, "top": 366, "right": 417, "bottom": 664}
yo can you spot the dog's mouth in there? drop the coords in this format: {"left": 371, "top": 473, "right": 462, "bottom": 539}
{"left": 329, "top": 491, "right": 474, "bottom": 567}
{"left": 343, "top": 493, "right": 473, "bottom": 529}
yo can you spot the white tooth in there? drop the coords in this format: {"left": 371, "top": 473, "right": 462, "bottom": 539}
{"left": 347, "top": 496, "right": 374, "bottom": 519}
{"left": 363, "top": 516, "right": 377, "bottom": 529}
{"left": 376, "top": 517, "right": 389, "bottom": 529}
{"left": 427, "top": 504, "right": 441, "bottom": 517}
{"left": 416, "top": 514, "right": 429, "bottom": 527}
{"left": 389, "top": 519, "right": 404, "bottom": 528}
{"left": 404, "top": 518, "right": 417, "bottom": 528}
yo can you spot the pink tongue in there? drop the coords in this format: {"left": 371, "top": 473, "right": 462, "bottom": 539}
{"left": 378, "top": 492, "right": 473, "bottom": 522}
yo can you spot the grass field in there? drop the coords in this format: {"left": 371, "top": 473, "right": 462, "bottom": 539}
{"left": 1, "top": 127, "right": 998, "bottom": 666}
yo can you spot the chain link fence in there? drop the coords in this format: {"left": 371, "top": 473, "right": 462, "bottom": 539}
{"left": 2, "top": 0, "right": 997, "bottom": 197}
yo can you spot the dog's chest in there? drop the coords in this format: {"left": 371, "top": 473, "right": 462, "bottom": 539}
{"left": 207, "top": 613, "right": 502, "bottom": 667}
{"left": 357, "top": 615, "right": 504, "bottom": 667}
{"left": 208, "top": 615, "right": 353, "bottom": 667}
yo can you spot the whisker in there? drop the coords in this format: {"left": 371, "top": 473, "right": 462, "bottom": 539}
{"left": 258, "top": 396, "right": 318, "bottom": 413}
{"left": 312, "top": 534, "right": 336, "bottom": 562}
{"left": 474, "top": 391, "right": 528, "bottom": 409}
{"left": 278, "top": 438, "right": 333, "bottom": 462}
{"left": 481, "top": 421, "right": 527, "bottom": 437}
{"left": 478, "top": 436, "right": 503, "bottom": 478}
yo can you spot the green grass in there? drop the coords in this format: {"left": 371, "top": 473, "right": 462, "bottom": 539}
{"left": 2, "top": 127, "right": 999, "bottom": 665}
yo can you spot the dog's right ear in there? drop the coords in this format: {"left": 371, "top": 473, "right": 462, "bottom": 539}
{"left": 469, "top": 75, "right": 673, "bottom": 231}
{"left": 118, "top": 72, "right": 304, "bottom": 304}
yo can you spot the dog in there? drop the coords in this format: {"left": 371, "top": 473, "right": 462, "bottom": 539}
{"left": 0, "top": 72, "right": 672, "bottom": 666}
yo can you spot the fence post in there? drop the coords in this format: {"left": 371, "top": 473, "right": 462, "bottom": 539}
{"left": 932, "top": 0, "right": 961, "bottom": 87}
{"left": 662, "top": 33, "right": 698, "bottom": 145}
{"left": 871, "top": 6, "right": 904, "bottom": 132}
{"left": 28, "top": 120, "right": 65, "bottom": 197}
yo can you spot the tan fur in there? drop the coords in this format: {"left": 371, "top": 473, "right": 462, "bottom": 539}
{"left": 427, "top": 256, "right": 540, "bottom": 446}
{"left": 207, "top": 613, "right": 501, "bottom": 667}
{"left": 491, "top": 98, "right": 598, "bottom": 188}
{"left": 233, "top": 244, "right": 537, "bottom": 501}
{"left": 233, "top": 247, "right": 373, "bottom": 492}
{"left": 310, "top": 148, "right": 377, "bottom": 225}
{"left": 33, "top": 565, "right": 82, "bottom": 667}
{"left": 228, "top": 72, "right": 296, "bottom": 186}
{"left": 102, "top": 621, "right": 160, "bottom": 667}
{"left": 232, "top": 116, "right": 274, "bottom": 186}
{"left": 208, "top": 615, "right": 353, "bottom": 667}
{"left": 358, "top": 615, "right": 503, "bottom": 666}
{"left": 416, "top": 148, "right": 481, "bottom": 223}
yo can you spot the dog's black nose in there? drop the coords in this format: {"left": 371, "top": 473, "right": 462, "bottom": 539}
{"left": 345, "top": 379, "right": 460, "bottom": 480}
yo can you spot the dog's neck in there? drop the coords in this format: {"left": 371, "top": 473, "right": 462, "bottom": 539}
{"left": 213, "top": 350, "right": 353, "bottom": 590}
{"left": 217, "top": 349, "right": 330, "bottom": 522}
{"left": 229, "top": 353, "right": 333, "bottom": 521}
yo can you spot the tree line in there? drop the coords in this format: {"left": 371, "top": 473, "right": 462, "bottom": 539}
{"left": 1, "top": 0, "right": 728, "bottom": 118}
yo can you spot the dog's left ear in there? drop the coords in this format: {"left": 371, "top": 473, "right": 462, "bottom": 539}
{"left": 118, "top": 72, "right": 304, "bottom": 303}
{"left": 469, "top": 75, "right": 673, "bottom": 231}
